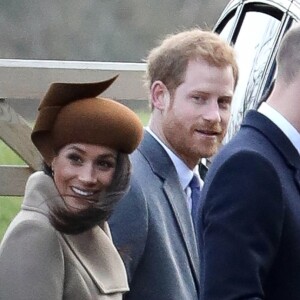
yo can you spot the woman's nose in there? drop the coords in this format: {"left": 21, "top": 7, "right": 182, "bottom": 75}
{"left": 78, "top": 164, "right": 97, "bottom": 184}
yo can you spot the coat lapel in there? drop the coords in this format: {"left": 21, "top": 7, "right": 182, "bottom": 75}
{"left": 138, "top": 131, "right": 200, "bottom": 283}
{"left": 22, "top": 173, "right": 129, "bottom": 294}
{"left": 163, "top": 179, "right": 200, "bottom": 275}
{"left": 62, "top": 223, "right": 129, "bottom": 294}
{"left": 243, "top": 110, "right": 300, "bottom": 192}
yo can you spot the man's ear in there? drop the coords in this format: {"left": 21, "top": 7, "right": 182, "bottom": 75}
{"left": 150, "top": 81, "right": 169, "bottom": 110}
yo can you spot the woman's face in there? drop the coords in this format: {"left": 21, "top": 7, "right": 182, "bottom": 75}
{"left": 51, "top": 143, "right": 117, "bottom": 210}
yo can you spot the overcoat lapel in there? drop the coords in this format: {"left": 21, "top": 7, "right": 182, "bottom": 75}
{"left": 22, "top": 172, "right": 128, "bottom": 296}
{"left": 138, "top": 131, "right": 200, "bottom": 283}
{"left": 62, "top": 224, "right": 128, "bottom": 294}
{"left": 243, "top": 110, "right": 300, "bottom": 192}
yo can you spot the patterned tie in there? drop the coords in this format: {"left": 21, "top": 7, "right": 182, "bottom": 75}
{"left": 189, "top": 174, "right": 201, "bottom": 226}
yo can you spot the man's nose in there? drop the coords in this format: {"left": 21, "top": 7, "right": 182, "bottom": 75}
{"left": 202, "top": 101, "right": 221, "bottom": 123}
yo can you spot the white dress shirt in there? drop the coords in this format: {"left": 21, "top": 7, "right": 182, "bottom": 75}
{"left": 258, "top": 102, "right": 300, "bottom": 154}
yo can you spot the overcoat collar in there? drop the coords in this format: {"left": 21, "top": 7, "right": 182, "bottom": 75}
{"left": 62, "top": 225, "right": 129, "bottom": 294}
{"left": 22, "top": 172, "right": 129, "bottom": 294}
{"left": 243, "top": 110, "right": 300, "bottom": 191}
{"left": 137, "top": 131, "right": 200, "bottom": 285}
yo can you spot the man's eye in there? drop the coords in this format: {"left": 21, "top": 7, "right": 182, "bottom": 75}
{"left": 192, "top": 96, "right": 203, "bottom": 102}
{"left": 192, "top": 94, "right": 209, "bottom": 103}
{"left": 219, "top": 98, "right": 231, "bottom": 109}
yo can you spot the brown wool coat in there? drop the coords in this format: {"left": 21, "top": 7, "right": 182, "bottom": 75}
{"left": 0, "top": 172, "right": 129, "bottom": 300}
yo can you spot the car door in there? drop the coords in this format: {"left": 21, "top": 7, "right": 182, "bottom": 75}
{"left": 214, "top": 0, "right": 299, "bottom": 142}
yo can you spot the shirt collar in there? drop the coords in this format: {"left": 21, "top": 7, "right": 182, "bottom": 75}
{"left": 146, "top": 127, "right": 198, "bottom": 190}
{"left": 258, "top": 102, "right": 300, "bottom": 153}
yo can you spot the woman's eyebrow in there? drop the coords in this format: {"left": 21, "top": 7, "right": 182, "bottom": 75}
{"left": 96, "top": 153, "right": 117, "bottom": 159}
{"left": 67, "top": 145, "right": 85, "bottom": 153}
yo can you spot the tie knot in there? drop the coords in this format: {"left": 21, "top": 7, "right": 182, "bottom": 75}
{"left": 189, "top": 174, "right": 200, "bottom": 189}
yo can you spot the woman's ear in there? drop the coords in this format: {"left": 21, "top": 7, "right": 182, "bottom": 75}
{"left": 150, "top": 81, "right": 170, "bottom": 111}
{"left": 51, "top": 158, "right": 56, "bottom": 176}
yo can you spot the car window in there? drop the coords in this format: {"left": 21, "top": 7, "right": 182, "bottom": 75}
{"left": 219, "top": 16, "right": 235, "bottom": 40}
{"left": 231, "top": 12, "right": 281, "bottom": 140}
{"left": 218, "top": 10, "right": 239, "bottom": 41}
{"left": 225, "top": 11, "right": 282, "bottom": 140}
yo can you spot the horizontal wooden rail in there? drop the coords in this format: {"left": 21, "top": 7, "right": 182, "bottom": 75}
{"left": 0, "top": 59, "right": 148, "bottom": 196}
{"left": 0, "top": 59, "right": 148, "bottom": 101}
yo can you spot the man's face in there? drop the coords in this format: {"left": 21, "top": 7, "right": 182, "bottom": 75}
{"left": 161, "top": 59, "right": 235, "bottom": 168}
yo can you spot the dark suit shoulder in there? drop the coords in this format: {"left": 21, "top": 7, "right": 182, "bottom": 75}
{"left": 205, "top": 148, "right": 281, "bottom": 196}
{"left": 200, "top": 127, "right": 287, "bottom": 299}
{"left": 202, "top": 148, "right": 284, "bottom": 229}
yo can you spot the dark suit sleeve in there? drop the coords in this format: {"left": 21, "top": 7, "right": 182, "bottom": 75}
{"left": 200, "top": 151, "right": 283, "bottom": 300}
{"left": 109, "top": 176, "right": 149, "bottom": 283}
{"left": 0, "top": 220, "right": 64, "bottom": 300}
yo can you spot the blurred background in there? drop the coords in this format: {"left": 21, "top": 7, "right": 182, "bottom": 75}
{"left": 0, "top": 0, "right": 230, "bottom": 239}
{"left": 0, "top": 0, "right": 228, "bottom": 62}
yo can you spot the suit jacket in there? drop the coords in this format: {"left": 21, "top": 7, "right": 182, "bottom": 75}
{"left": 199, "top": 110, "right": 300, "bottom": 299}
{"left": 0, "top": 172, "right": 129, "bottom": 300}
{"left": 109, "top": 131, "right": 200, "bottom": 300}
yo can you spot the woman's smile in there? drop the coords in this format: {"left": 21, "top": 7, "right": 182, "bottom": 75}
{"left": 52, "top": 143, "right": 117, "bottom": 210}
{"left": 71, "top": 186, "right": 100, "bottom": 197}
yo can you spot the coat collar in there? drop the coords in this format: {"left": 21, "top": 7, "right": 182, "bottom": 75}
{"left": 138, "top": 130, "right": 177, "bottom": 180}
{"left": 243, "top": 110, "right": 300, "bottom": 191}
{"left": 22, "top": 172, "right": 129, "bottom": 294}
{"left": 62, "top": 225, "right": 129, "bottom": 294}
{"left": 137, "top": 131, "right": 200, "bottom": 285}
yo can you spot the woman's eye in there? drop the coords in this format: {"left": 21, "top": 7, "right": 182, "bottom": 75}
{"left": 97, "top": 160, "right": 115, "bottom": 170}
{"left": 67, "top": 153, "right": 82, "bottom": 164}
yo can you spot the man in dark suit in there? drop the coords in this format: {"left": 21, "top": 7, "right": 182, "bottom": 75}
{"left": 199, "top": 25, "right": 300, "bottom": 300}
{"left": 109, "top": 28, "right": 238, "bottom": 300}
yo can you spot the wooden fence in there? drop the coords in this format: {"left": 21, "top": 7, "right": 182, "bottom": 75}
{"left": 0, "top": 59, "right": 147, "bottom": 196}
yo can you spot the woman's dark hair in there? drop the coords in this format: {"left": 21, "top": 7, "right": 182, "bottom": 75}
{"left": 43, "top": 152, "right": 131, "bottom": 235}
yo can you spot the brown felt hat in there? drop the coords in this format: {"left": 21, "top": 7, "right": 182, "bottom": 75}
{"left": 31, "top": 75, "right": 143, "bottom": 165}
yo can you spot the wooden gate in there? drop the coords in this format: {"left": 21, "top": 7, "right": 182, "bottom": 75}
{"left": 0, "top": 59, "right": 147, "bottom": 196}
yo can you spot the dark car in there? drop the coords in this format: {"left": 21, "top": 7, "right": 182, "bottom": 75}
{"left": 214, "top": 0, "right": 300, "bottom": 142}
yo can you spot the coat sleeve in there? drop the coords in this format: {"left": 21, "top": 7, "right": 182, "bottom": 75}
{"left": 109, "top": 176, "right": 148, "bottom": 283}
{"left": 200, "top": 151, "right": 283, "bottom": 300}
{"left": 0, "top": 219, "right": 64, "bottom": 300}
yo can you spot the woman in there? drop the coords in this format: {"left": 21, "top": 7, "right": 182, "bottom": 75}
{"left": 0, "top": 75, "right": 143, "bottom": 299}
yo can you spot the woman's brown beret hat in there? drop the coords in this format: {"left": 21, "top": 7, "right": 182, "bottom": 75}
{"left": 31, "top": 75, "right": 144, "bottom": 165}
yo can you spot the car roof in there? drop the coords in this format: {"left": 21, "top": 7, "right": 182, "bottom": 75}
{"left": 215, "top": 0, "right": 300, "bottom": 37}
{"left": 221, "top": 0, "right": 294, "bottom": 14}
